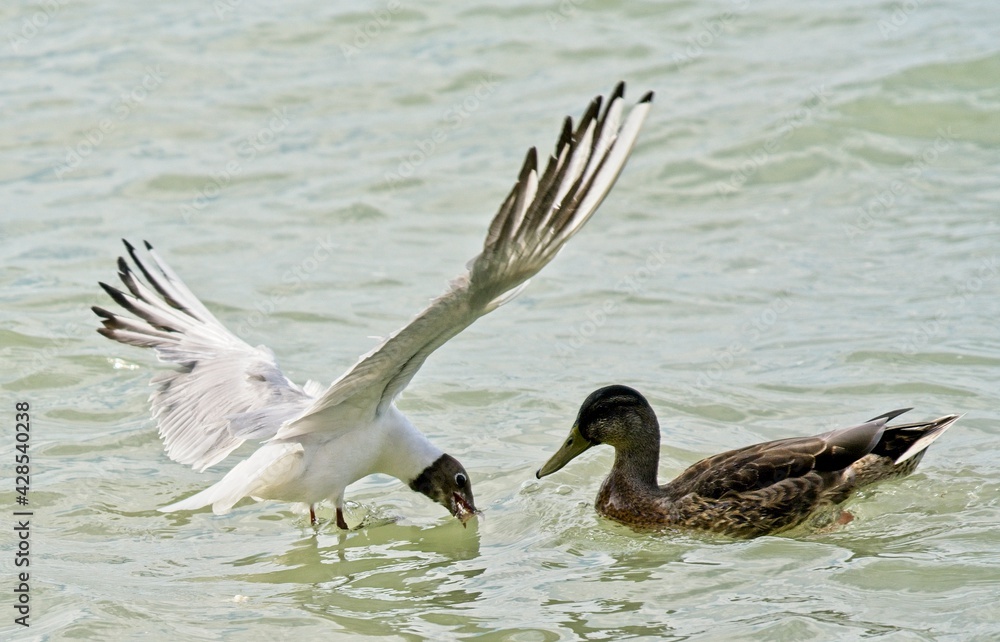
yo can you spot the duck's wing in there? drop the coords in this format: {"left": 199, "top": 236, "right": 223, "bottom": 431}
{"left": 275, "top": 83, "right": 654, "bottom": 439}
{"left": 93, "top": 241, "right": 316, "bottom": 472}
{"left": 666, "top": 409, "right": 913, "bottom": 500}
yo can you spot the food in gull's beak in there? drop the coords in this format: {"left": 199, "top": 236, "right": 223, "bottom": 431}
{"left": 454, "top": 493, "right": 478, "bottom": 526}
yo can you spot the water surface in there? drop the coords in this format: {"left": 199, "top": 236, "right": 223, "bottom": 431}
{"left": 3, "top": 1, "right": 999, "bottom": 640}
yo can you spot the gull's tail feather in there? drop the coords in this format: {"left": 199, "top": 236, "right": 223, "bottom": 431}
{"left": 159, "top": 442, "right": 304, "bottom": 514}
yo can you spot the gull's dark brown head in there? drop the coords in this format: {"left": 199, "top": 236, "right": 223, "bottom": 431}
{"left": 409, "top": 454, "right": 478, "bottom": 525}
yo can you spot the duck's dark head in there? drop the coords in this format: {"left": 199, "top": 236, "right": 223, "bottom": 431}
{"left": 536, "top": 385, "right": 659, "bottom": 478}
{"left": 409, "top": 454, "right": 479, "bottom": 525}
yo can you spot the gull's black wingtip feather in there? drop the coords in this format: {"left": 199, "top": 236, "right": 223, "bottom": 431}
{"left": 526, "top": 146, "right": 538, "bottom": 172}
{"left": 124, "top": 240, "right": 144, "bottom": 267}
{"left": 575, "top": 98, "right": 601, "bottom": 138}
{"left": 517, "top": 146, "right": 538, "bottom": 182}
{"left": 98, "top": 281, "right": 133, "bottom": 312}
{"left": 98, "top": 280, "right": 126, "bottom": 302}
{"left": 610, "top": 81, "right": 626, "bottom": 102}
{"left": 91, "top": 305, "right": 114, "bottom": 319}
{"left": 580, "top": 96, "right": 600, "bottom": 126}
{"left": 144, "top": 240, "right": 154, "bottom": 251}
{"left": 554, "top": 116, "right": 574, "bottom": 154}
{"left": 640, "top": 90, "right": 655, "bottom": 104}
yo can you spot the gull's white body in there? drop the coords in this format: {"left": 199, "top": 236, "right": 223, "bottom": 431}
{"left": 94, "top": 83, "right": 654, "bottom": 525}
{"left": 166, "top": 406, "right": 440, "bottom": 516}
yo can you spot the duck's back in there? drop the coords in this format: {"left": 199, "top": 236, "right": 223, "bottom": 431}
{"left": 656, "top": 436, "right": 858, "bottom": 536}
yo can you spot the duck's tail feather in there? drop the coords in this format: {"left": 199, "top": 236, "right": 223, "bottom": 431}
{"left": 849, "top": 412, "right": 960, "bottom": 487}
{"left": 886, "top": 413, "right": 962, "bottom": 466}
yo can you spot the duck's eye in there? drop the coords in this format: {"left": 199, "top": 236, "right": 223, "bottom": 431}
{"left": 455, "top": 473, "right": 467, "bottom": 488}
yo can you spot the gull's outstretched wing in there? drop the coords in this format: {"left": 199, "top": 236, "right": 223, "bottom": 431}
{"left": 277, "top": 83, "right": 654, "bottom": 439}
{"left": 93, "top": 241, "right": 315, "bottom": 471}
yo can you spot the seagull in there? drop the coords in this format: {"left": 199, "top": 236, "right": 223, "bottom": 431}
{"left": 93, "top": 83, "right": 654, "bottom": 529}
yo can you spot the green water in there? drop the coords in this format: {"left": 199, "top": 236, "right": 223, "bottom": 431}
{"left": 2, "top": 0, "right": 999, "bottom": 639}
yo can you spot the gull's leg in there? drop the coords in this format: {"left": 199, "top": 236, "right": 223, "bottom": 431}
{"left": 309, "top": 504, "right": 317, "bottom": 526}
{"left": 335, "top": 492, "right": 349, "bottom": 529}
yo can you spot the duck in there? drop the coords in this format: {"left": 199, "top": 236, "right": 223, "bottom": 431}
{"left": 92, "top": 84, "right": 653, "bottom": 529}
{"left": 536, "top": 385, "right": 959, "bottom": 537}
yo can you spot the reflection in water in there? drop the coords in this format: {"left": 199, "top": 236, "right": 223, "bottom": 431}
{"left": 218, "top": 519, "right": 485, "bottom": 635}
{"left": 228, "top": 516, "right": 482, "bottom": 582}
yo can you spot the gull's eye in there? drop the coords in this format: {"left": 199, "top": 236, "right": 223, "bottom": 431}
{"left": 454, "top": 473, "right": 467, "bottom": 488}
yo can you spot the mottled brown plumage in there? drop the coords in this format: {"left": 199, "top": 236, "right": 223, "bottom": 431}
{"left": 537, "top": 385, "right": 959, "bottom": 537}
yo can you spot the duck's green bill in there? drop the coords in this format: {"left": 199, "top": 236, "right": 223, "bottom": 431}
{"left": 536, "top": 423, "right": 594, "bottom": 478}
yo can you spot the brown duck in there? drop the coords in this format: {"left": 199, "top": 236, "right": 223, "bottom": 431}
{"left": 536, "top": 385, "right": 959, "bottom": 537}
